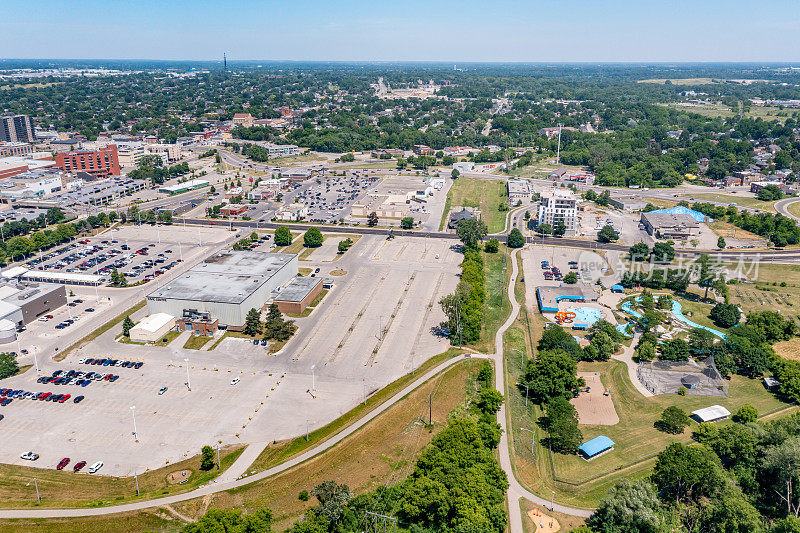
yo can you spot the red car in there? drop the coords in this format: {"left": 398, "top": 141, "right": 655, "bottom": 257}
{"left": 73, "top": 461, "right": 87, "bottom": 472}
{"left": 56, "top": 457, "right": 70, "bottom": 470}
{"left": 58, "top": 394, "right": 70, "bottom": 403}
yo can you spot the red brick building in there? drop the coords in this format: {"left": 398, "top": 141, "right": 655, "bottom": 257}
{"left": 54, "top": 145, "right": 120, "bottom": 178}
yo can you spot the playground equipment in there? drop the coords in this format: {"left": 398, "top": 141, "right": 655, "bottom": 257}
{"left": 554, "top": 311, "right": 576, "bottom": 324}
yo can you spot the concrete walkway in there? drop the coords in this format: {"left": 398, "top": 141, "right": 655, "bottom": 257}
{"left": 611, "top": 332, "right": 653, "bottom": 398}
{"left": 493, "top": 249, "right": 594, "bottom": 532}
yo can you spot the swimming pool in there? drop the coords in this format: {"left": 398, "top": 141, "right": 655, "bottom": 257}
{"left": 565, "top": 306, "right": 604, "bottom": 326}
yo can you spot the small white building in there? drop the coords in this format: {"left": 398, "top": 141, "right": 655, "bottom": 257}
{"left": 691, "top": 405, "right": 731, "bottom": 423}
{"left": 129, "top": 313, "right": 176, "bottom": 343}
{"left": 276, "top": 204, "right": 308, "bottom": 221}
{"left": 453, "top": 161, "right": 474, "bottom": 173}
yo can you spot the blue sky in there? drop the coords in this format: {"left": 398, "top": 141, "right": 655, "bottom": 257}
{"left": 2, "top": 0, "right": 799, "bottom": 62}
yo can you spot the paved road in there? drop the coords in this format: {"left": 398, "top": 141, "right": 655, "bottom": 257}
{"left": 172, "top": 216, "right": 800, "bottom": 262}
{"left": 775, "top": 197, "right": 800, "bottom": 221}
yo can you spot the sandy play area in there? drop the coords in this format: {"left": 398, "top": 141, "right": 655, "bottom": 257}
{"left": 571, "top": 372, "right": 619, "bottom": 425}
{"left": 527, "top": 507, "right": 560, "bottom": 533}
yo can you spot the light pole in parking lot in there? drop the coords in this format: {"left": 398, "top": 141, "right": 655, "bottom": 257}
{"left": 178, "top": 241, "right": 183, "bottom": 261}
{"left": 130, "top": 405, "right": 138, "bottom": 441}
{"left": 184, "top": 358, "right": 191, "bottom": 391}
{"left": 26, "top": 478, "right": 40, "bottom": 503}
{"left": 310, "top": 364, "right": 316, "bottom": 396}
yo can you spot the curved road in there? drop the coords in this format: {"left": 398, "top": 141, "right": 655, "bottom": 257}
{"left": 775, "top": 197, "right": 800, "bottom": 222}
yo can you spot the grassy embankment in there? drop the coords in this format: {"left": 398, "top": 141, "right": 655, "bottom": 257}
{"left": 439, "top": 176, "right": 508, "bottom": 233}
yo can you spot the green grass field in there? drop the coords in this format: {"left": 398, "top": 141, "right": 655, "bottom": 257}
{"left": 787, "top": 200, "right": 800, "bottom": 219}
{"left": 183, "top": 334, "right": 211, "bottom": 350}
{"left": 508, "top": 355, "right": 794, "bottom": 509}
{"left": 439, "top": 176, "right": 508, "bottom": 233}
{"left": 688, "top": 192, "right": 777, "bottom": 212}
{"left": 726, "top": 262, "right": 800, "bottom": 317}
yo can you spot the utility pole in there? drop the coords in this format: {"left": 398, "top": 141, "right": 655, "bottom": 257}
{"left": 135, "top": 472, "right": 140, "bottom": 496}
{"left": 428, "top": 392, "right": 433, "bottom": 425}
{"left": 27, "top": 478, "right": 40, "bottom": 503}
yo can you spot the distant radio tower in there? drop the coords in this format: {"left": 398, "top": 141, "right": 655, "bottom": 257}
{"left": 223, "top": 52, "right": 227, "bottom": 71}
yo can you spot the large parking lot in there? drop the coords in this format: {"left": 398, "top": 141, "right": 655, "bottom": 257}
{"left": 26, "top": 231, "right": 190, "bottom": 286}
{"left": 295, "top": 170, "right": 382, "bottom": 223}
{"left": 0, "top": 234, "right": 461, "bottom": 476}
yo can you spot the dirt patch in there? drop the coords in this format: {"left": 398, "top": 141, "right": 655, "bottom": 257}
{"left": 776, "top": 338, "right": 800, "bottom": 361}
{"left": 527, "top": 508, "right": 560, "bottom": 533}
{"left": 329, "top": 269, "right": 347, "bottom": 276}
{"left": 167, "top": 470, "right": 192, "bottom": 484}
{"left": 571, "top": 372, "right": 619, "bottom": 426}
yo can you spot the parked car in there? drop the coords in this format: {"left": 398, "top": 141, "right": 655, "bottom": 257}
{"left": 88, "top": 461, "right": 103, "bottom": 473}
{"left": 74, "top": 395, "right": 84, "bottom": 403}
{"left": 158, "top": 386, "right": 168, "bottom": 395}
{"left": 20, "top": 451, "right": 39, "bottom": 461}
{"left": 230, "top": 378, "right": 240, "bottom": 386}
{"left": 56, "top": 457, "right": 70, "bottom": 470}
{"left": 73, "top": 461, "right": 87, "bottom": 472}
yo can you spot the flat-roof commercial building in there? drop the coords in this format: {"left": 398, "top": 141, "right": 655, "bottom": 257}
{"left": 54, "top": 145, "right": 120, "bottom": 179}
{"left": 274, "top": 277, "right": 323, "bottom": 315}
{"left": 640, "top": 212, "right": 700, "bottom": 239}
{"left": 146, "top": 251, "right": 298, "bottom": 329}
{"left": 158, "top": 179, "right": 209, "bottom": 195}
{"left": 536, "top": 285, "right": 599, "bottom": 313}
{"left": 609, "top": 195, "right": 648, "bottom": 211}
{"left": 507, "top": 178, "right": 531, "bottom": 200}
{"left": 0, "top": 280, "right": 67, "bottom": 327}
{"left": 0, "top": 142, "right": 33, "bottom": 158}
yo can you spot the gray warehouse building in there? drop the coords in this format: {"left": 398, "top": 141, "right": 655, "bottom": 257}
{"left": 145, "top": 251, "right": 298, "bottom": 329}
{"left": 0, "top": 281, "right": 67, "bottom": 330}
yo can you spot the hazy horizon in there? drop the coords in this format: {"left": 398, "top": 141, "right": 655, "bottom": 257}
{"left": 2, "top": 0, "right": 800, "bottom": 63}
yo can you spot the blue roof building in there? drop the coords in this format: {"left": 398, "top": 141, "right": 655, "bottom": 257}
{"left": 611, "top": 284, "right": 624, "bottom": 293}
{"left": 578, "top": 435, "right": 615, "bottom": 459}
{"left": 650, "top": 206, "right": 710, "bottom": 223}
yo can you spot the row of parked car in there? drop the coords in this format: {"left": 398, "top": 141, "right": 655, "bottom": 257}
{"left": 80, "top": 358, "right": 144, "bottom": 369}
{"left": 38, "top": 369, "right": 119, "bottom": 386}
{"left": 0, "top": 388, "right": 84, "bottom": 405}
{"left": 20, "top": 452, "right": 103, "bottom": 473}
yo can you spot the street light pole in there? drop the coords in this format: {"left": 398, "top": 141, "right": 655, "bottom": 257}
{"left": 184, "top": 358, "right": 191, "bottom": 391}
{"left": 135, "top": 471, "right": 140, "bottom": 495}
{"left": 130, "top": 405, "right": 138, "bottom": 441}
{"left": 551, "top": 490, "right": 555, "bottom": 512}
{"left": 31, "top": 345, "right": 39, "bottom": 375}
{"left": 521, "top": 427, "right": 535, "bottom": 455}
{"left": 311, "top": 364, "right": 316, "bottom": 396}
{"left": 26, "top": 478, "right": 41, "bottom": 503}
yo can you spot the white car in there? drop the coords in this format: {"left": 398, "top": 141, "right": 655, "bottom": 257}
{"left": 230, "top": 378, "right": 240, "bottom": 386}
{"left": 20, "top": 451, "right": 39, "bottom": 461}
{"left": 38, "top": 317, "right": 49, "bottom": 322}
{"left": 88, "top": 461, "right": 103, "bottom": 473}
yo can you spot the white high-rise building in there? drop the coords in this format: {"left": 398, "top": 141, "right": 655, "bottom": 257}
{"left": 536, "top": 189, "right": 578, "bottom": 236}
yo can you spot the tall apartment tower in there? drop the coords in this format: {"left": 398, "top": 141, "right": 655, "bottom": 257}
{"left": 536, "top": 188, "right": 579, "bottom": 237}
{"left": 0, "top": 115, "right": 35, "bottom": 143}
